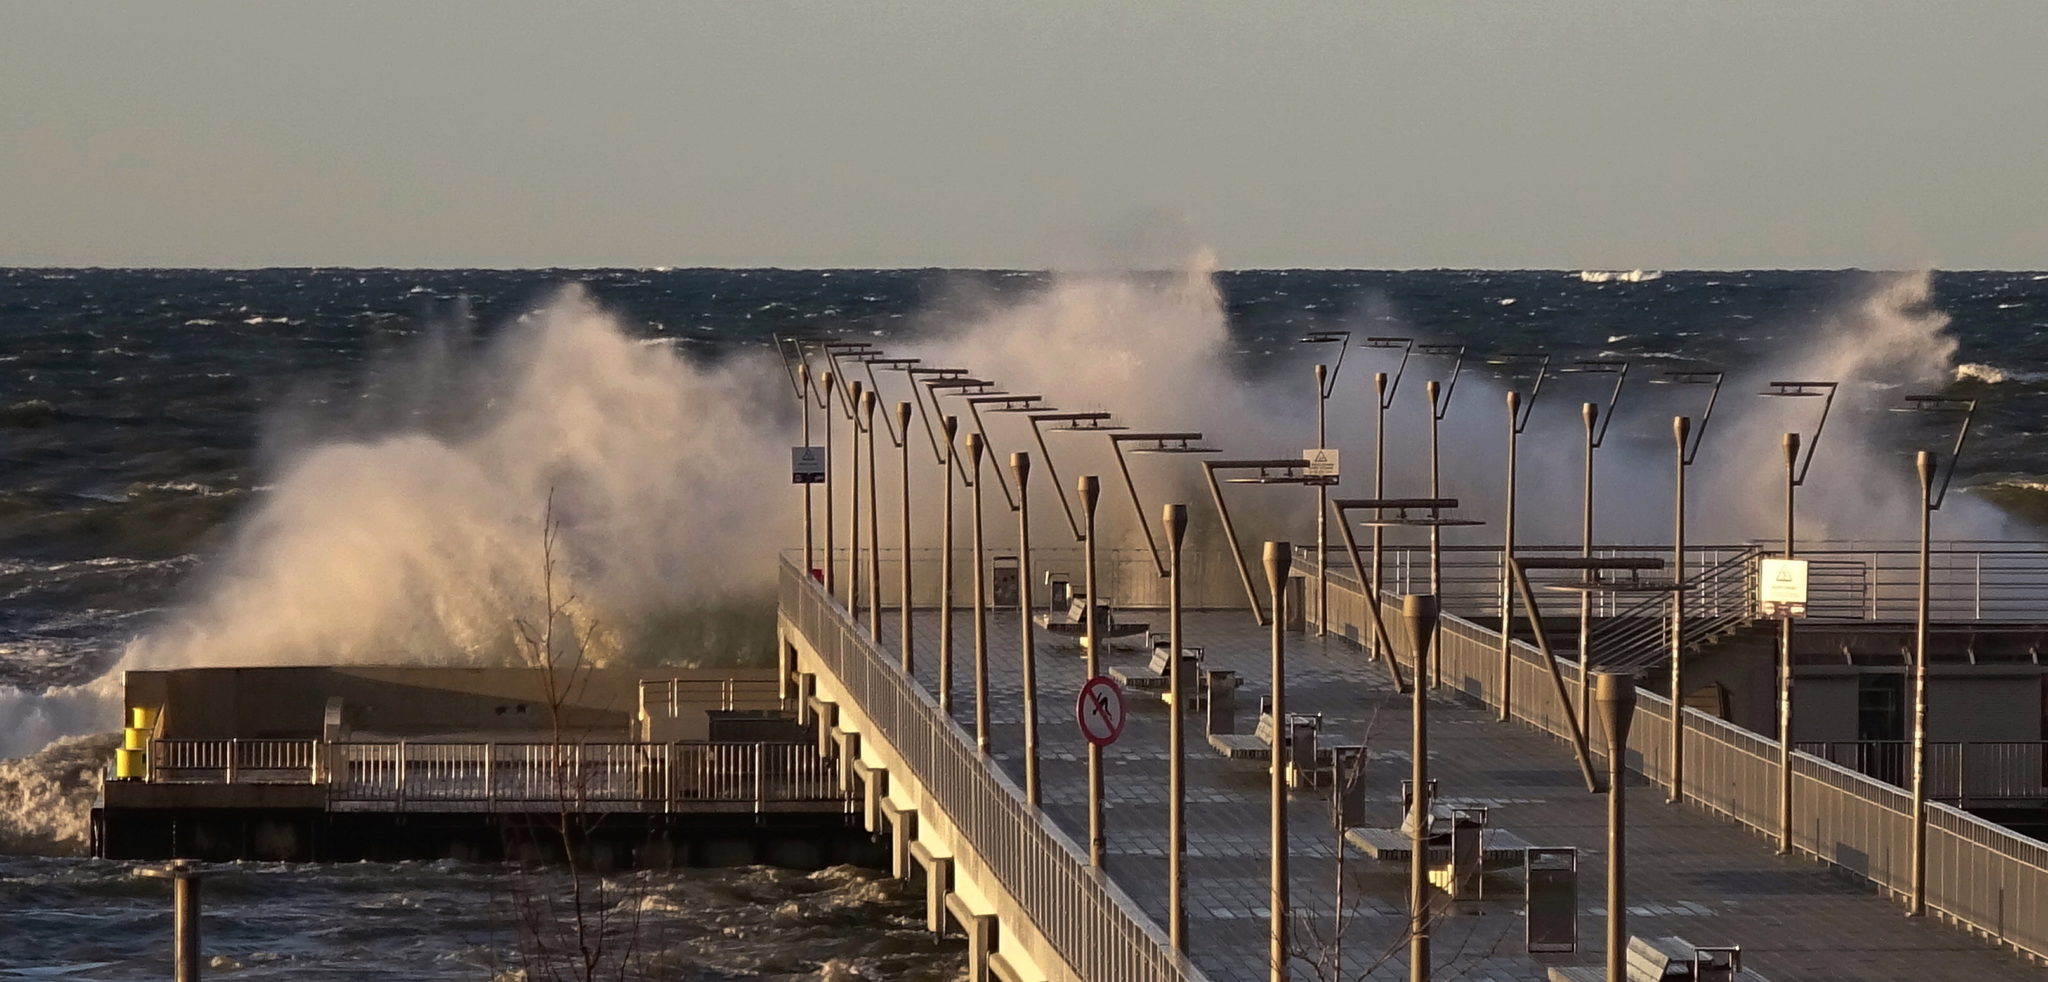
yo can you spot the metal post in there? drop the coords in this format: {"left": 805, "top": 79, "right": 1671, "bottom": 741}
{"left": 847, "top": 380, "right": 863, "bottom": 614}
{"left": 1164, "top": 503, "right": 1190, "bottom": 953}
{"left": 822, "top": 369, "right": 837, "bottom": 598}
{"left": 865, "top": 391, "right": 881, "bottom": 639}
{"left": 1081, "top": 475, "right": 1105, "bottom": 867}
{"left": 940, "top": 416, "right": 958, "bottom": 713}
{"left": 1371, "top": 372, "right": 1388, "bottom": 666}
{"left": 1911, "top": 450, "right": 1934, "bottom": 915}
{"left": 969, "top": 432, "right": 989, "bottom": 757}
{"left": 1427, "top": 379, "right": 1444, "bottom": 688}
{"left": 1579, "top": 402, "right": 1597, "bottom": 749}
{"left": 1316, "top": 363, "right": 1329, "bottom": 637}
{"left": 1015, "top": 452, "right": 1040, "bottom": 806}
{"left": 1265, "top": 542, "right": 1293, "bottom": 982}
{"left": 1500, "top": 390, "right": 1520, "bottom": 722}
{"left": 899, "top": 402, "right": 915, "bottom": 674}
{"left": 1407, "top": 594, "right": 1440, "bottom": 982}
{"left": 1670, "top": 416, "right": 1690, "bottom": 803}
{"left": 1595, "top": 672, "right": 1638, "bottom": 982}
{"left": 1779, "top": 432, "right": 1798, "bottom": 854}
{"left": 801, "top": 363, "right": 815, "bottom": 579}
{"left": 174, "top": 864, "right": 201, "bottom": 982}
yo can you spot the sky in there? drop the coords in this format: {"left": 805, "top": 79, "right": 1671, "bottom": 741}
{"left": 2, "top": 2, "right": 2044, "bottom": 270}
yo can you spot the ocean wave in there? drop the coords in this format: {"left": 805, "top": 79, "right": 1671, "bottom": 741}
{"left": 1956, "top": 362, "right": 2048, "bottom": 385}
{"left": 0, "top": 731, "right": 117, "bottom": 855}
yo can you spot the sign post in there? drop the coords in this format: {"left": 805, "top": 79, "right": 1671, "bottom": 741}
{"left": 1758, "top": 557, "right": 1809, "bottom": 618}
{"left": 1076, "top": 676, "right": 1127, "bottom": 747}
{"left": 791, "top": 446, "right": 826, "bottom": 484}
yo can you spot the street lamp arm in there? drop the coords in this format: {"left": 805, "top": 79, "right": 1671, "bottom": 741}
{"left": 1418, "top": 344, "right": 1468, "bottom": 420}
{"left": 1327, "top": 499, "right": 1410, "bottom": 692}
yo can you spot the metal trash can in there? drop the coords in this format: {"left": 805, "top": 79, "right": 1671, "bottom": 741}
{"left": 1525, "top": 846, "right": 1579, "bottom": 953}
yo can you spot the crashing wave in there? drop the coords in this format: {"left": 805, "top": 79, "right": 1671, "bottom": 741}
{"left": 1577, "top": 269, "right": 1663, "bottom": 283}
{"left": 1955, "top": 362, "right": 2048, "bottom": 385}
{"left": 0, "top": 732, "right": 117, "bottom": 855}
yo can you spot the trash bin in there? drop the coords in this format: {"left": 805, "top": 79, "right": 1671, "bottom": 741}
{"left": 1525, "top": 846, "right": 1579, "bottom": 953}
{"left": 991, "top": 555, "right": 1020, "bottom": 608}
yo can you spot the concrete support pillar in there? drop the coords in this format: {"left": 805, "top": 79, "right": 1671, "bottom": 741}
{"left": 881, "top": 800, "right": 918, "bottom": 880}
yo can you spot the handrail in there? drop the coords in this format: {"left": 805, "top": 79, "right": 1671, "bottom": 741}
{"left": 780, "top": 556, "right": 1206, "bottom": 982}
{"left": 1308, "top": 568, "right": 2048, "bottom": 965}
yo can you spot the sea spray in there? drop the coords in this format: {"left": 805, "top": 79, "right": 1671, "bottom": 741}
{"left": 0, "top": 731, "right": 117, "bottom": 854}
{"left": 120, "top": 287, "right": 795, "bottom": 671}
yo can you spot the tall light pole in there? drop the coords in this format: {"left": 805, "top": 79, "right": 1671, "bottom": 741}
{"left": 1758, "top": 379, "right": 1838, "bottom": 855}
{"left": 1264, "top": 541, "right": 1293, "bottom": 982}
{"left": 1163, "top": 502, "right": 1190, "bottom": 953}
{"left": 1559, "top": 359, "right": 1628, "bottom": 748}
{"left": 1649, "top": 370, "right": 1723, "bottom": 804}
{"left": 1594, "top": 671, "right": 1638, "bottom": 982}
{"left": 1361, "top": 337, "right": 1414, "bottom": 665}
{"left": 1407, "top": 593, "right": 1441, "bottom": 982}
{"left": 862, "top": 389, "right": 882, "bottom": 639}
{"left": 1014, "top": 451, "right": 1040, "bottom": 806}
{"left": 939, "top": 415, "right": 959, "bottom": 714}
{"left": 1299, "top": 329, "right": 1352, "bottom": 636}
{"left": 1416, "top": 343, "right": 1468, "bottom": 687}
{"left": 896, "top": 402, "right": 915, "bottom": 673}
{"left": 1900, "top": 395, "right": 1975, "bottom": 915}
{"left": 844, "top": 378, "right": 864, "bottom": 614}
{"left": 1080, "top": 474, "right": 1105, "bottom": 867}
{"left": 1486, "top": 353, "right": 1549, "bottom": 722}
{"left": 821, "top": 369, "right": 838, "bottom": 598}
{"left": 968, "top": 431, "right": 990, "bottom": 757}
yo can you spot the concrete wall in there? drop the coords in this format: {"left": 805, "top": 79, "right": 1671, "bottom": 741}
{"left": 126, "top": 666, "right": 782, "bottom": 741}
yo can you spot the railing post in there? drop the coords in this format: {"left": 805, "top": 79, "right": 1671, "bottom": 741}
{"left": 755, "top": 743, "right": 766, "bottom": 812}
{"left": 396, "top": 740, "right": 407, "bottom": 810}
{"left": 484, "top": 743, "right": 495, "bottom": 811}
{"left": 225, "top": 738, "right": 237, "bottom": 785}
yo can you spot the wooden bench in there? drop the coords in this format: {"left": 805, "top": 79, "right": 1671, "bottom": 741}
{"left": 1031, "top": 591, "right": 1149, "bottom": 650}
{"left": 1345, "top": 824, "right": 1534, "bottom": 870}
{"left": 1206, "top": 698, "right": 1326, "bottom": 769}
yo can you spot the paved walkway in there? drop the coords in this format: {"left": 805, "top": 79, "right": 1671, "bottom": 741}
{"left": 856, "top": 605, "right": 2044, "bottom": 981}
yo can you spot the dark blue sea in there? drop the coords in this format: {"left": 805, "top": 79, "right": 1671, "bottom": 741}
{"left": 3, "top": 266, "right": 2046, "bottom": 978}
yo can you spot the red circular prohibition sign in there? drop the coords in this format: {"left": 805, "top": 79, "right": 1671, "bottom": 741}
{"left": 1076, "top": 675, "right": 1127, "bottom": 747}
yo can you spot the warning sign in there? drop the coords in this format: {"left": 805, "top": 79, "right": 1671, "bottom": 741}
{"left": 1076, "top": 676, "right": 1127, "bottom": 747}
{"left": 1304, "top": 448, "right": 1340, "bottom": 485}
{"left": 792, "top": 446, "right": 826, "bottom": 484}
{"left": 1758, "top": 558, "right": 1808, "bottom": 618}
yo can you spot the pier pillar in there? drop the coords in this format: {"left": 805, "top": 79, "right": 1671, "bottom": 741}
{"left": 881, "top": 799, "right": 918, "bottom": 880}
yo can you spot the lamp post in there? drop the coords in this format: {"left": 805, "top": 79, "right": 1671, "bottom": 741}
{"left": 1594, "top": 671, "right": 1638, "bottom": 982}
{"left": 821, "top": 369, "right": 838, "bottom": 598}
{"left": 1558, "top": 359, "right": 1628, "bottom": 749}
{"left": 1407, "top": 593, "right": 1441, "bottom": 982}
{"left": 897, "top": 402, "right": 915, "bottom": 672}
{"left": 1299, "top": 329, "right": 1352, "bottom": 636}
{"left": 1758, "top": 380, "right": 1838, "bottom": 854}
{"left": 1163, "top": 502, "right": 1190, "bottom": 953}
{"left": 844, "top": 378, "right": 865, "bottom": 613}
{"left": 1014, "top": 451, "right": 1040, "bottom": 806}
{"left": 1486, "top": 353, "right": 1550, "bottom": 722}
{"left": 1648, "top": 370, "right": 1723, "bottom": 803}
{"left": 1415, "top": 343, "right": 1468, "bottom": 687}
{"left": 1899, "top": 395, "right": 1975, "bottom": 915}
{"left": 1080, "top": 474, "right": 1105, "bottom": 867}
{"left": 1264, "top": 541, "right": 1293, "bottom": 982}
{"left": 1360, "top": 337, "right": 1414, "bottom": 666}
{"left": 968, "top": 431, "right": 990, "bottom": 757}
{"left": 862, "top": 389, "right": 882, "bottom": 639}
{"left": 939, "top": 415, "right": 959, "bottom": 714}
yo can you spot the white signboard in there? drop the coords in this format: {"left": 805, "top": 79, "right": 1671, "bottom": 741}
{"left": 1758, "top": 558, "right": 1809, "bottom": 618}
{"left": 792, "top": 446, "right": 826, "bottom": 485}
{"left": 1304, "top": 448, "right": 1340, "bottom": 481}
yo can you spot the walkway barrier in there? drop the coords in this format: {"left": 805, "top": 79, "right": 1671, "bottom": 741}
{"left": 1311, "top": 571, "right": 2048, "bottom": 965}
{"left": 782, "top": 557, "right": 1204, "bottom": 982}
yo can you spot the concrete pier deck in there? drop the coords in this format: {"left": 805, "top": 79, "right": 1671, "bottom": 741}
{"left": 853, "top": 606, "right": 2042, "bottom": 981}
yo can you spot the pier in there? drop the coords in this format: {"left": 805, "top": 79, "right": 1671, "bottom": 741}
{"left": 778, "top": 545, "right": 2048, "bottom": 980}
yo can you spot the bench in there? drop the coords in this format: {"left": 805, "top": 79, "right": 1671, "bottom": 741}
{"left": 1031, "top": 587, "right": 1150, "bottom": 650}
{"left": 1548, "top": 936, "right": 1765, "bottom": 982}
{"left": 1206, "top": 696, "right": 1328, "bottom": 778}
{"left": 1109, "top": 635, "right": 1204, "bottom": 698}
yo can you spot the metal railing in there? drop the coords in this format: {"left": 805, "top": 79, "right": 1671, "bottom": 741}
{"left": 1305, "top": 543, "right": 1761, "bottom": 621}
{"left": 1797, "top": 741, "right": 2048, "bottom": 804}
{"left": 1310, "top": 570, "right": 2048, "bottom": 965}
{"left": 328, "top": 740, "right": 842, "bottom": 812}
{"left": 1586, "top": 547, "right": 1761, "bottom": 674}
{"left": 1785, "top": 541, "right": 2048, "bottom": 622}
{"left": 638, "top": 677, "right": 783, "bottom": 719}
{"left": 151, "top": 739, "right": 319, "bottom": 784}
{"left": 781, "top": 556, "right": 1205, "bottom": 982}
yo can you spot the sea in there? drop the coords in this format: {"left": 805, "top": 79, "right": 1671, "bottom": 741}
{"left": 3, "top": 266, "right": 2046, "bottom": 978}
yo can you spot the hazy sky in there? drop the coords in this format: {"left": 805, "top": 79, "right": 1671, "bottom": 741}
{"left": 3, "top": 2, "right": 2043, "bottom": 269}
